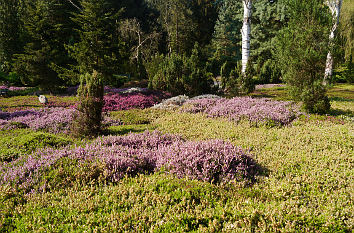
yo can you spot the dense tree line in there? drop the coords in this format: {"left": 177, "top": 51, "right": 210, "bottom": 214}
{"left": 0, "top": 0, "right": 352, "bottom": 113}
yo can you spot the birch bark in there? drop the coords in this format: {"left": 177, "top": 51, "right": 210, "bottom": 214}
{"left": 241, "top": 0, "right": 252, "bottom": 74}
{"left": 323, "top": 0, "right": 343, "bottom": 85}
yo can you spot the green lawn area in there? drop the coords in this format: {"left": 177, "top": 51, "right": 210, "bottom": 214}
{"left": 0, "top": 84, "right": 353, "bottom": 232}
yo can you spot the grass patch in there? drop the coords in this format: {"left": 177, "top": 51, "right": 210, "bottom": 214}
{"left": 251, "top": 84, "right": 354, "bottom": 118}
{"left": 109, "top": 108, "right": 168, "bottom": 125}
{"left": 251, "top": 86, "right": 291, "bottom": 101}
{"left": 105, "top": 124, "right": 157, "bottom": 135}
{"left": 0, "top": 95, "right": 77, "bottom": 111}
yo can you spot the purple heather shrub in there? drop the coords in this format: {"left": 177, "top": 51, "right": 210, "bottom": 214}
{"left": 103, "top": 93, "right": 158, "bottom": 112}
{"left": 103, "top": 90, "right": 170, "bottom": 112}
{"left": 0, "top": 131, "right": 258, "bottom": 193}
{"left": 155, "top": 140, "right": 258, "bottom": 183}
{"left": 182, "top": 97, "right": 300, "bottom": 125}
{"left": 0, "top": 108, "right": 75, "bottom": 133}
{"left": 66, "top": 86, "right": 170, "bottom": 111}
{"left": 0, "top": 108, "right": 121, "bottom": 133}
{"left": 0, "top": 85, "right": 27, "bottom": 91}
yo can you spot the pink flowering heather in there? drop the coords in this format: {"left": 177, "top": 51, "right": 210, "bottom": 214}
{"left": 0, "top": 131, "right": 259, "bottom": 193}
{"left": 155, "top": 139, "right": 258, "bottom": 183}
{"left": 0, "top": 108, "right": 75, "bottom": 134}
{"left": 0, "top": 108, "right": 122, "bottom": 133}
{"left": 103, "top": 90, "right": 171, "bottom": 112}
{"left": 182, "top": 97, "right": 300, "bottom": 125}
{"left": 0, "top": 85, "right": 27, "bottom": 91}
{"left": 103, "top": 93, "right": 157, "bottom": 111}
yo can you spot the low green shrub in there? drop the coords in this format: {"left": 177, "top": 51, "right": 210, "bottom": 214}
{"left": 0, "top": 129, "right": 72, "bottom": 162}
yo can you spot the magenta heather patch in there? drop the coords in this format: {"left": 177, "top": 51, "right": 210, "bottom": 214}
{"left": 0, "top": 85, "right": 27, "bottom": 91}
{"left": 182, "top": 97, "right": 300, "bottom": 125}
{"left": 103, "top": 93, "right": 158, "bottom": 112}
{"left": 103, "top": 90, "right": 170, "bottom": 112}
{"left": 0, "top": 131, "right": 259, "bottom": 193}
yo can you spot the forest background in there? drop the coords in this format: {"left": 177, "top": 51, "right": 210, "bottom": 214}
{"left": 0, "top": 0, "right": 353, "bottom": 110}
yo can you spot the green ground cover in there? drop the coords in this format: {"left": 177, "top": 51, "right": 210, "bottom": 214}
{"left": 0, "top": 85, "right": 353, "bottom": 232}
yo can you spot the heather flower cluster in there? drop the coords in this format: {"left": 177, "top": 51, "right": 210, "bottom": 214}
{"left": 0, "top": 131, "right": 258, "bottom": 192}
{"left": 103, "top": 89, "right": 170, "bottom": 112}
{"left": 0, "top": 85, "right": 27, "bottom": 91}
{"left": 181, "top": 97, "right": 301, "bottom": 125}
{"left": 66, "top": 86, "right": 171, "bottom": 112}
{"left": 0, "top": 108, "right": 122, "bottom": 133}
{"left": 0, "top": 108, "right": 76, "bottom": 133}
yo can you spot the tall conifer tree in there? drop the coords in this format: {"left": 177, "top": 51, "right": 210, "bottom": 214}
{"left": 13, "top": 0, "right": 75, "bottom": 89}
{"left": 67, "top": 0, "right": 128, "bottom": 84}
{"left": 0, "top": 0, "right": 22, "bottom": 73}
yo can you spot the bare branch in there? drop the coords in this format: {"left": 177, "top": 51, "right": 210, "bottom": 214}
{"left": 66, "top": 0, "right": 82, "bottom": 11}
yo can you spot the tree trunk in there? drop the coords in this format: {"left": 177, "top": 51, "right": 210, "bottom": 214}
{"left": 323, "top": 0, "right": 343, "bottom": 85}
{"left": 241, "top": 0, "right": 252, "bottom": 74}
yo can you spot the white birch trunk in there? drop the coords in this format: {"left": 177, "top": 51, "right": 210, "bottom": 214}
{"left": 241, "top": 0, "right": 252, "bottom": 74}
{"left": 323, "top": 0, "right": 343, "bottom": 85}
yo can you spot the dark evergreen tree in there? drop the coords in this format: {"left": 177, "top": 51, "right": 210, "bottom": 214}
{"left": 0, "top": 0, "right": 23, "bottom": 74}
{"left": 146, "top": 0, "right": 198, "bottom": 55}
{"left": 12, "top": 0, "right": 76, "bottom": 89}
{"left": 212, "top": 0, "right": 287, "bottom": 83}
{"left": 148, "top": 43, "right": 213, "bottom": 96}
{"left": 66, "top": 0, "right": 129, "bottom": 85}
{"left": 190, "top": 0, "right": 219, "bottom": 48}
{"left": 71, "top": 70, "right": 104, "bottom": 138}
{"left": 275, "top": 0, "right": 332, "bottom": 113}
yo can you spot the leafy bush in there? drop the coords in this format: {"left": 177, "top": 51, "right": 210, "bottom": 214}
{"left": 71, "top": 71, "right": 104, "bottom": 138}
{"left": 332, "top": 56, "right": 354, "bottom": 84}
{"left": 0, "top": 72, "right": 22, "bottom": 86}
{"left": 221, "top": 61, "right": 255, "bottom": 96}
{"left": 148, "top": 43, "right": 214, "bottom": 96}
{"left": 256, "top": 59, "right": 282, "bottom": 84}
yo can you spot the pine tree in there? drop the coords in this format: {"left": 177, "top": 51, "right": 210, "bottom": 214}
{"left": 12, "top": 0, "right": 75, "bottom": 89}
{"left": 66, "top": 0, "right": 128, "bottom": 84}
{"left": 212, "top": 0, "right": 243, "bottom": 60}
{"left": 275, "top": 0, "right": 332, "bottom": 113}
{"left": 0, "top": 0, "right": 22, "bottom": 73}
{"left": 146, "top": 0, "right": 198, "bottom": 55}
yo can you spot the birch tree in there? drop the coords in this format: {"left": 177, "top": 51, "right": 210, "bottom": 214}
{"left": 241, "top": 0, "right": 252, "bottom": 74}
{"left": 323, "top": 0, "right": 343, "bottom": 85}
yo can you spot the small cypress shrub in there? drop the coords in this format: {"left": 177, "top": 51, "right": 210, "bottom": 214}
{"left": 71, "top": 70, "right": 104, "bottom": 138}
